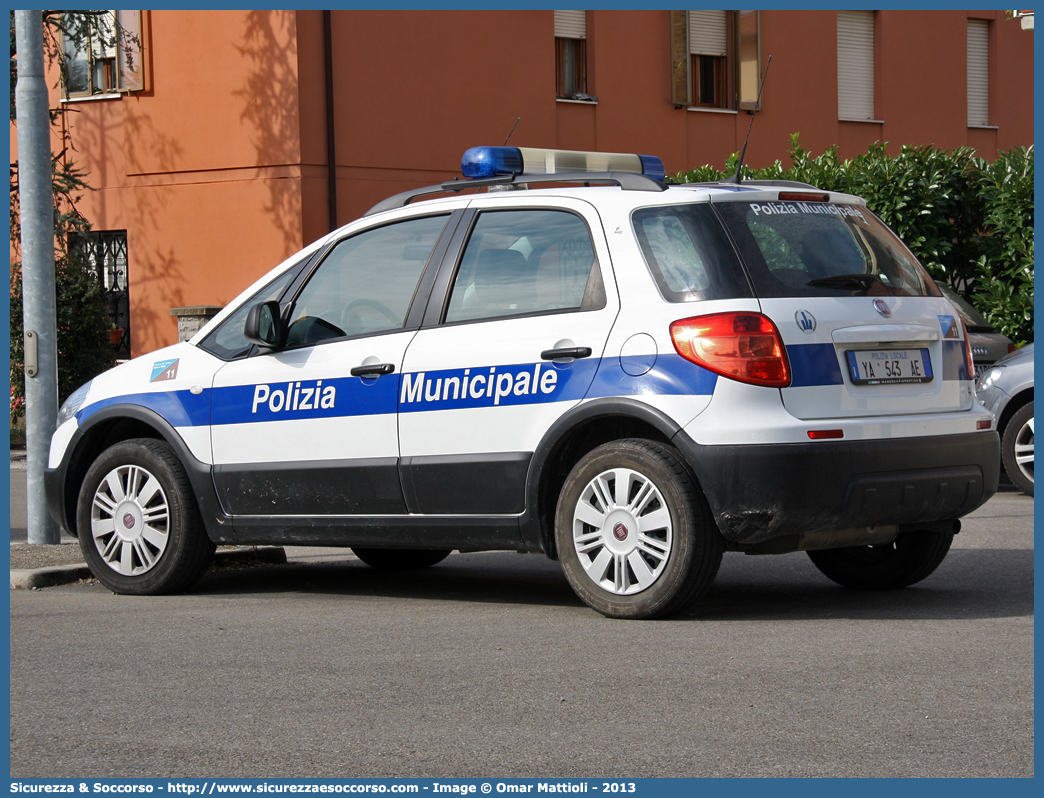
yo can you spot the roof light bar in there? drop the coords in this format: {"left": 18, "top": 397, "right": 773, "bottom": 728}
{"left": 461, "top": 146, "right": 666, "bottom": 182}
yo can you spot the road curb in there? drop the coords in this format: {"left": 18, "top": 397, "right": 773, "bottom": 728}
{"left": 11, "top": 564, "right": 92, "bottom": 589}
{"left": 10, "top": 546, "right": 288, "bottom": 590}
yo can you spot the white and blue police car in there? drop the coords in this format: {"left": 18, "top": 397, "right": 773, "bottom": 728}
{"left": 45, "top": 146, "right": 999, "bottom": 619}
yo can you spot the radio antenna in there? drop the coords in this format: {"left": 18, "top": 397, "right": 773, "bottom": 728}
{"left": 729, "top": 54, "right": 772, "bottom": 184}
{"left": 503, "top": 117, "right": 521, "bottom": 146}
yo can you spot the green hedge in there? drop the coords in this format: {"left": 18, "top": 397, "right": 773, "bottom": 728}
{"left": 672, "top": 136, "right": 1034, "bottom": 345}
{"left": 10, "top": 253, "right": 116, "bottom": 421}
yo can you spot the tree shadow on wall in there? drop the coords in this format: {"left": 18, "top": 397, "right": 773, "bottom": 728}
{"left": 234, "top": 9, "right": 306, "bottom": 256}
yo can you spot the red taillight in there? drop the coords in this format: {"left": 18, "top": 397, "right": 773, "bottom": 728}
{"left": 670, "top": 312, "right": 791, "bottom": 388}
{"left": 1008, "top": 343, "right": 1018, "bottom": 354}
{"left": 808, "top": 429, "right": 844, "bottom": 439}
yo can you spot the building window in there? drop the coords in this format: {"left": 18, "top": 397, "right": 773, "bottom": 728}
{"left": 689, "top": 11, "right": 728, "bottom": 107}
{"left": 967, "top": 19, "right": 989, "bottom": 126}
{"left": 670, "top": 11, "right": 760, "bottom": 110}
{"left": 61, "top": 10, "right": 145, "bottom": 98}
{"left": 837, "top": 11, "right": 875, "bottom": 121}
{"left": 555, "top": 10, "right": 588, "bottom": 99}
{"left": 69, "top": 231, "right": 131, "bottom": 359}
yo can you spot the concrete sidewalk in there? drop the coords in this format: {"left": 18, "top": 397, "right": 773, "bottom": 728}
{"left": 9, "top": 545, "right": 301, "bottom": 590}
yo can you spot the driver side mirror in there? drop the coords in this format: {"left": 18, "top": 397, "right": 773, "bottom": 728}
{"left": 243, "top": 300, "right": 286, "bottom": 350}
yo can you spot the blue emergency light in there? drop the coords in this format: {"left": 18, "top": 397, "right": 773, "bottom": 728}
{"left": 461, "top": 146, "right": 665, "bottom": 182}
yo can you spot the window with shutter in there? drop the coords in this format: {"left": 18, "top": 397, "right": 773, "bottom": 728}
{"left": 669, "top": 11, "right": 760, "bottom": 111}
{"left": 61, "top": 10, "right": 146, "bottom": 98}
{"left": 689, "top": 11, "right": 728, "bottom": 108}
{"left": 967, "top": 19, "right": 989, "bottom": 126}
{"left": 555, "top": 10, "right": 588, "bottom": 99}
{"left": 837, "top": 11, "right": 875, "bottom": 121}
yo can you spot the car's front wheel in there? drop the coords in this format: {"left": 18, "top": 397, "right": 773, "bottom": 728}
{"left": 555, "top": 439, "right": 723, "bottom": 619}
{"left": 1002, "top": 401, "right": 1033, "bottom": 496}
{"left": 76, "top": 438, "right": 215, "bottom": 594}
{"left": 806, "top": 529, "right": 954, "bottom": 590}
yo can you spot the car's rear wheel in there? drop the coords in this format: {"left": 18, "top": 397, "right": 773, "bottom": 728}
{"left": 806, "top": 529, "right": 954, "bottom": 590}
{"left": 351, "top": 548, "right": 452, "bottom": 570}
{"left": 1002, "top": 402, "right": 1033, "bottom": 496}
{"left": 76, "top": 439, "right": 215, "bottom": 595}
{"left": 555, "top": 439, "right": 723, "bottom": 619}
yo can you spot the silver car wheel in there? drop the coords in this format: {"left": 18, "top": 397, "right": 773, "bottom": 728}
{"left": 572, "top": 467, "right": 673, "bottom": 595}
{"left": 1013, "top": 415, "right": 1034, "bottom": 484}
{"left": 90, "top": 464, "right": 170, "bottom": 576}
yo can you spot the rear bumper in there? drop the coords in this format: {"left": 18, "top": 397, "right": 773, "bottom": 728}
{"left": 674, "top": 430, "right": 1000, "bottom": 544}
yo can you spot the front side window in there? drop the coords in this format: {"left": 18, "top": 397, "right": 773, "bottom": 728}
{"left": 445, "top": 210, "right": 601, "bottom": 324}
{"left": 712, "top": 200, "right": 942, "bottom": 299}
{"left": 284, "top": 215, "right": 448, "bottom": 346}
{"left": 61, "top": 11, "right": 145, "bottom": 97}
{"left": 198, "top": 267, "right": 299, "bottom": 361}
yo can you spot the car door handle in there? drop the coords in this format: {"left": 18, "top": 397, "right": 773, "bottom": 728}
{"left": 350, "top": 363, "right": 396, "bottom": 377}
{"left": 541, "top": 347, "right": 592, "bottom": 361}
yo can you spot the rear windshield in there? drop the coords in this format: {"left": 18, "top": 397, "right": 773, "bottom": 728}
{"left": 631, "top": 203, "right": 753, "bottom": 302}
{"left": 712, "top": 200, "right": 942, "bottom": 298}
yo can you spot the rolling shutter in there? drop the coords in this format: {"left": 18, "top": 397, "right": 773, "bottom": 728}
{"left": 689, "top": 10, "right": 727, "bottom": 56}
{"left": 837, "top": 11, "right": 874, "bottom": 120}
{"left": 555, "top": 10, "right": 586, "bottom": 39}
{"left": 967, "top": 19, "right": 989, "bottom": 126}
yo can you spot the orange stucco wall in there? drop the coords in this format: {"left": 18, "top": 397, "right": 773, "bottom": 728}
{"left": 16, "top": 9, "right": 1032, "bottom": 357}
{"left": 37, "top": 10, "right": 318, "bottom": 356}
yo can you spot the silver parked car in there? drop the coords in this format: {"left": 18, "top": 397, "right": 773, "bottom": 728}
{"left": 977, "top": 343, "right": 1034, "bottom": 495}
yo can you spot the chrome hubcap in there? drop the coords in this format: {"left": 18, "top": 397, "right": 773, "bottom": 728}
{"left": 1014, "top": 415, "right": 1034, "bottom": 484}
{"left": 572, "top": 467, "right": 673, "bottom": 595}
{"left": 91, "top": 465, "right": 170, "bottom": 575}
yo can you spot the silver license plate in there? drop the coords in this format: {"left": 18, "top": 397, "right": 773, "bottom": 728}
{"left": 845, "top": 348, "right": 933, "bottom": 385}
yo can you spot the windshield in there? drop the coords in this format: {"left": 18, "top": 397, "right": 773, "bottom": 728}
{"left": 712, "top": 200, "right": 942, "bottom": 299}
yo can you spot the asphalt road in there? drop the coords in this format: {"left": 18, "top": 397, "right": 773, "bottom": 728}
{"left": 9, "top": 474, "right": 1033, "bottom": 779}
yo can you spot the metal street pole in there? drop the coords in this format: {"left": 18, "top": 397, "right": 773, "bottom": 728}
{"left": 15, "top": 10, "right": 61, "bottom": 544}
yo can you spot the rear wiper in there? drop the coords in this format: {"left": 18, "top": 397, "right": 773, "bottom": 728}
{"left": 806, "top": 273, "right": 881, "bottom": 290}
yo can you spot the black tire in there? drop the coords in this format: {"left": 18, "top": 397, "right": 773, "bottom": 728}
{"left": 554, "top": 439, "right": 723, "bottom": 619}
{"left": 351, "top": 548, "right": 452, "bottom": 570}
{"left": 76, "top": 438, "right": 215, "bottom": 595}
{"left": 806, "top": 529, "right": 954, "bottom": 590}
{"left": 1002, "top": 401, "right": 1034, "bottom": 496}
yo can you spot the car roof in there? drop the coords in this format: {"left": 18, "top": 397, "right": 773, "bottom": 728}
{"left": 365, "top": 180, "right": 868, "bottom": 220}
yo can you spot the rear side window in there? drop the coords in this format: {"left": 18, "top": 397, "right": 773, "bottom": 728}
{"left": 712, "top": 200, "right": 942, "bottom": 298}
{"left": 444, "top": 209, "right": 604, "bottom": 324}
{"left": 631, "top": 203, "right": 752, "bottom": 302}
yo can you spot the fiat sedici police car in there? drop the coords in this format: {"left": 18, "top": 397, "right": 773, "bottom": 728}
{"left": 46, "top": 146, "right": 999, "bottom": 618}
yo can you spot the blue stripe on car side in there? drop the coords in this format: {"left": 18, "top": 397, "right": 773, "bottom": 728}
{"left": 585, "top": 353, "right": 717, "bottom": 399}
{"left": 942, "top": 340, "right": 970, "bottom": 381}
{"left": 789, "top": 341, "right": 968, "bottom": 386}
{"left": 75, "top": 354, "right": 720, "bottom": 428}
{"left": 786, "top": 343, "right": 844, "bottom": 387}
{"left": 76, "top": 390, "right": 212, "bottom": 427}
